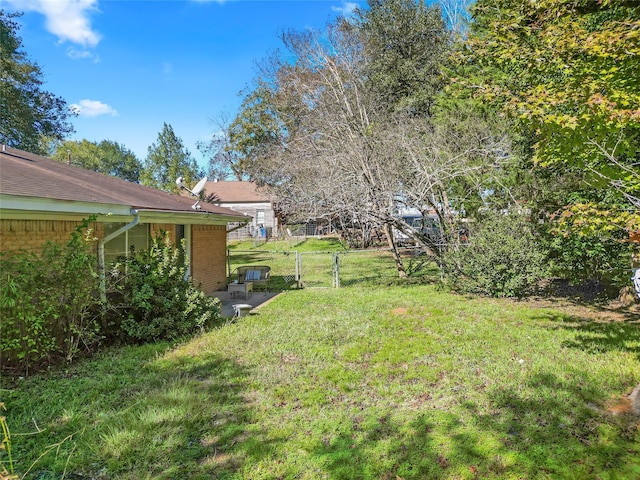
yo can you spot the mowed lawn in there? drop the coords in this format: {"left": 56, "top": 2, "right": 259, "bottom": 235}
{"left": 3, "top": 286, "right": 640, "bottom": 479}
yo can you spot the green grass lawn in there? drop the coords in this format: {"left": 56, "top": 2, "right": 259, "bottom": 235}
{"left": 2, "top": 286, "right": 639, "bottom": 479}
{"left": 227, "top": 238, "right": 439, "bottom": 289}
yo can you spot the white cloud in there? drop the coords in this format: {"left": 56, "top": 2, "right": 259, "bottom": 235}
{"left": 6, "top": 0, "right": 101, "bottom": 47}
{"left": 66, "top": 47, "right": 99, "bottom": 62}
{"left": 332, "top": 2, "right": 359, "bottom": 16}
{"left": 70, "top": 99, "right": 118, "bottom": 118}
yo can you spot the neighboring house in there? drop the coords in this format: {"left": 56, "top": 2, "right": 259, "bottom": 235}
{"left": 0, "top": 146, "right": 247, "bottom": 293}
{"left": 204, "top": 180, "right": 279, "bottom": 240}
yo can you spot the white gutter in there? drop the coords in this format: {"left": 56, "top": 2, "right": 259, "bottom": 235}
{"left": 0, "top": 195, "right": 248, "bottom": 225}
{"left": 98, "top": 208, "right": 140, "bottom": 302}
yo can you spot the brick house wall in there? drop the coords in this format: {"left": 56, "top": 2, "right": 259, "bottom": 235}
{"left": 0, "top": 219, "right": 102, "bottom": 255}
{"left": 191, "top": 224, "right": 227, "bottom": 293}
{"left": 1, "top": 219, "right": 229, "bottom": 294}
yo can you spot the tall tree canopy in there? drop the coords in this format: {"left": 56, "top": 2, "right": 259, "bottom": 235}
{"left": 52, "top": 139, "right": 142, "bottom": 182}
{"left": 141, "top": 123, "right": 202, "bottom": 194}
{"left": 464, "top": 0, "right": 640, "bottom": 232}
{"left": 197, "top": 85, "right": 284, "bottom": 181}
{"left": 0, "top": 10, "right": 75, "bottom": 154}
{"left": 357, "top": 0, "right": 450, "bottom": 116}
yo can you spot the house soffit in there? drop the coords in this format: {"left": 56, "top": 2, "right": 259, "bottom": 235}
{"left": 0, "top": 194, "right": 247, "bottom": 225}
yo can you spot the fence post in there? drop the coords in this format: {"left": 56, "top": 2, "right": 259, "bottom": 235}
{"left": 295, "top": 250, "right": 301, "bottom": 288}
{"left": 332, "top": 252, "right": 340, "bottom": 288}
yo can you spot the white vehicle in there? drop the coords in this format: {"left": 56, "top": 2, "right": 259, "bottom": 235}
{"left": 394, "top": 213, "right": 443, "bottom": 246}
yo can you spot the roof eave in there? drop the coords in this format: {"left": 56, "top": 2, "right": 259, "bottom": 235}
{"left": 0, "top": 194, "right": 248, "bottom": 225}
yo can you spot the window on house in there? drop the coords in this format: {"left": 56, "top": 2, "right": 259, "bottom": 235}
{"left": 103, "top": 223, "right": 149, "bottom": 264}
{"left": 176, "top": 224, "right": 185, "bottom": 245}
{"left": 256, "top": 210, "right": 265, "bottom": 226}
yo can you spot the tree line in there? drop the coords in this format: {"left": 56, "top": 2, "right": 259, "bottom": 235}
{"left": 2, "top": 2, "right": 639, "bottom": 297}
{"left": 201, "top": 0, "right": 639, "bottom": 296}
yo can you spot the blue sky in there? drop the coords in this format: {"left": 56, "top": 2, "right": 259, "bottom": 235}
{"left": 3, "top": 0, "right": 365, "bottom": 168}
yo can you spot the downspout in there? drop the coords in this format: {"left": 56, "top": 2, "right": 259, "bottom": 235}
{"left": 98, "top": 208, "right": 140, "bottom": 302}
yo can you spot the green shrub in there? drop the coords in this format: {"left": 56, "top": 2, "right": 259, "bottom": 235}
{"left": 443, "top": 211, "right": 549, "bottom": 297}
{"left": 108, "top": 233, "right": 221, "bottom": 341}
{"left": 0, "top": 219, "right": 101, "bottom": 374}
{"left": 547, "top": 230, "right": 632, "bottom": 292}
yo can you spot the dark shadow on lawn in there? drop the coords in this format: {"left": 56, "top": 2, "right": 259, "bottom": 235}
{"left": 310, "top": 374, "right": 638, "bottom": 479}
{"left": 228, "top": 251, "right": 274, "bottom": 263}
{"left": 135, "top": 352, "right": 273, "bottom": 479}
{"left": 459, "top": 371, "right": 637, "bottom": 478}
{"left": 311, "top": 412, "right": 447, "bottom": 480}
{"left": 538, "top": 310, "right": 640, "bottom": 359}
{"left": 295, "top": 237, "right": 347, "bottom": 250}
{"left": 8, "top": 346, "right": 269, "bottom": 479}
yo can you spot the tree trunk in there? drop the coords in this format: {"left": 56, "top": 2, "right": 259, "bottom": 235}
{"left": 383, "top": 222, "right": 407, "bottom": 278}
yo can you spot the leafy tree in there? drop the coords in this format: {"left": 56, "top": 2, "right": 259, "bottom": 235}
{"left": 0, "top": 10, "right": 75, "bottom": 154}
{"left": 197, "top": 114, "right": 243, "bottom": 181}
{"left": 242, "top": 14, "right": 509, "bottom": 275}
{"left": 51, "top": 139, "right": 142, "bottom": 182}
{"left": 464, "top": 0, "right": 640, "bottom": 229}
{"left": 141, "top": 123, "right": 202, "bottom": 193}
{"left": 357, "top": 0, "right": 450, "bottom": 116}
{"left": 199, "top": 84, "right": 285, "bottom": 180}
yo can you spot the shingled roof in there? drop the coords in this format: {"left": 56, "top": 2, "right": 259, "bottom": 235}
{"left": 0, "top": 146, "right": 245, "bottom": 221}
{"left": 204, "top": 180, "right": 272, "bottom": 203}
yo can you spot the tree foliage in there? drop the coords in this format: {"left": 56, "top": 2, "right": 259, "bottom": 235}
{"left": 199, "top": 85, "right": 284, "bottom": 180}
{"left": 357, "top": 0, "right": 450, "bottom": 116}
{"left": 197, "top": 114, "right": 244, "bottom": 181}
{"left": 141, "top": 123, "right": 202, "bottom": 193}
{"left": 464, "top": 0, "right": 640, "bottom": 224}
{"left": 51, "top": 139, "right": 142, "bottom": 182}
{"left": 0, "top": 10, "right": 75, "bottom": 154}
{"left": 231, "top": 5, "right": 512, "bottom": 276}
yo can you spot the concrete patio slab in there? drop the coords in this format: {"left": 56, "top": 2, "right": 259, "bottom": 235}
{"left": 209, "top": 290, "right": 281, "bottom": 318}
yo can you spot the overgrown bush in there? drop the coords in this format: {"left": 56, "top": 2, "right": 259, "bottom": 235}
{"left": 1, "top": 223, "right": 222, "bottom": 375}
{"left": 107, "top": 233, "right": 221, "bottom": 341}
{"left": 547, "top": 226, "right": 633, "bottom": 293}
{"left": 443, "top": 211, "right": 549, "bottom": 297}
{"left": 0, "top": 219, "right": 101, "bottom": 374}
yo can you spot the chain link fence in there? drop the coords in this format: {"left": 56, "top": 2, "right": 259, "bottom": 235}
{"left": 227, "top": 247, "right": 439, "bottom": 290}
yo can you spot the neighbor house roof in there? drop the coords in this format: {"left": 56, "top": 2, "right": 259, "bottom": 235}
{"left": 0, "top": 146, "right": 246, "bottom": 224}
{"left": 204, "top": 180, "right": 272, "bottom": 203}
